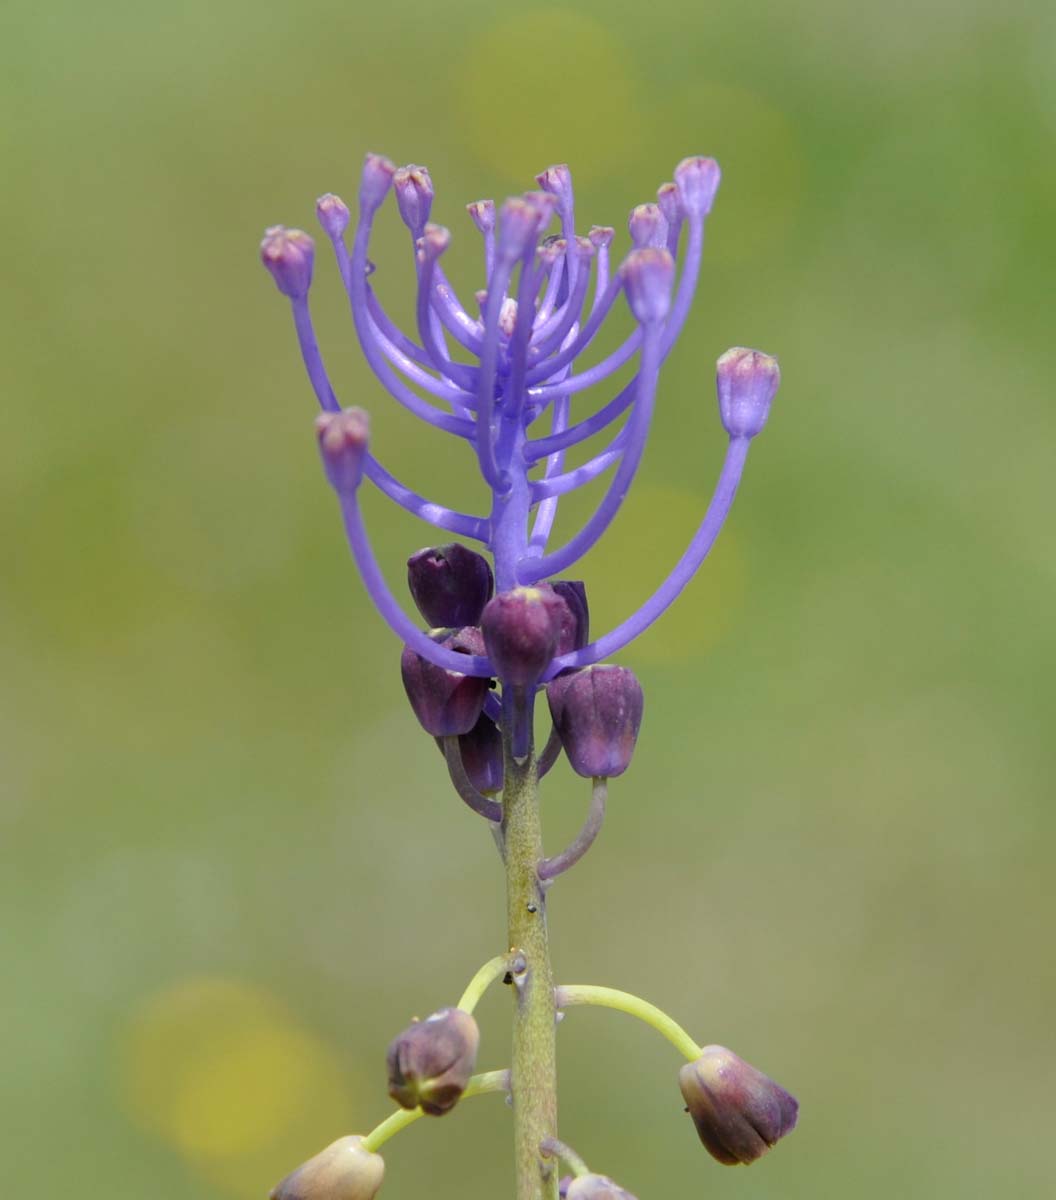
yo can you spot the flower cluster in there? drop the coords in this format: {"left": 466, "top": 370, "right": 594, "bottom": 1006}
{"left": 262, "top": 152, "right": 791, "bottom": 1199}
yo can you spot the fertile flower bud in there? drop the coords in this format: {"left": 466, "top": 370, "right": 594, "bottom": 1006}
{"left": 565, "top": 1174, "right": 638, "bottom": 1200}
{"left": 679, "top": 1046, "right": 799, "bottom": 1165}
{"left": 393, "top": 164, "right": 434, "bottom": 234}
{"left": 316, "top": 193, "right": 350, "bottom": 241}
{"left": 481, "top": 586, "right": 571, "bottom": 686}
{"left": 621, "top": 248, "right": 675, "bottom": 326}
{"left": 400, "top": 627, "right": 490, "bottom": 736}
{"left": 386, "top": 1007, "right": 480, "bottom": 1116}
{"left": 261, "top": 226, "right": 315, "bottom": 299}
{"left": 407, "top": 544, "right": 494, "bottom": 628}
{"left": 270, "top": 1135, "right": 384, "bottom": 1200}
{"left": 716, "top": 347, "right": 780, "bottom": 439}
{"left": 674, "top": 156, "right": 721, "bottom": 218}
{"left": 549, "top": 580, "right": 590, "bottom": 653}
{"left": 466, "top": 199, "right": 495, "bottom": 234}
{"left": 360, "top": 153, "right": 396, "bottom": 215}
{"left": 316, "top": 408, "right": 369, "bottom": 494}
{"left": 546, "top": 665, "right": 643, "bottom": 778}
{"left": 628, "top": 203, "right": 668, "bottom": 250}
{"left": 446, "top": 711, "right": 503, "bottom": 793}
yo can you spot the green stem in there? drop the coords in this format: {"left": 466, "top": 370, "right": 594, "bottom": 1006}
{"left": 361, "top": 1069, "right": 511, "bottom": 1152}
{"left": 458, "top": 953, "right": 512, "bottom": 1014}
{"left": 504, "top": 734, "right": 559, "bottom": 1200}
{"left": 554, "top": 984, "right": 702, "bottom": 1062}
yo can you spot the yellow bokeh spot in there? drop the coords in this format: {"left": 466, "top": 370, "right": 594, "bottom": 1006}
{"left": 118, "top": 978, "right": 362, "bottom": 1199}
{"left": 452, "top": 9, "right": 644, "bottom": 185}
{"left": 579, "top": 483, "right": 746, "bottom": 664}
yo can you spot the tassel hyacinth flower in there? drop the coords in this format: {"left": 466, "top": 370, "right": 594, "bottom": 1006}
{"left": 261, "top": 153, "right": 795, "bottom": 1200}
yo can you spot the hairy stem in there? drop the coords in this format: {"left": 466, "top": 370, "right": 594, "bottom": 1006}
{"left": 503, "top": 731, "right": 559, "bottom": 1200}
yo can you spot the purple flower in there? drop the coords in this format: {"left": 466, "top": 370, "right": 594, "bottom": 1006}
{"left": 386, "top": 1007, "right": 480, "bottom": 1116}
{"left": 679, "top": 1045, "right": 799, "bottom": 1165}
{"left": 262, "top": 154, "right": 781, "bottom": 749}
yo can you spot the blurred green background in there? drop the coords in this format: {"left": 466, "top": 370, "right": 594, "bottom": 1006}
{"left": 3, "top": 0, "right": 1055, "bottom": 1196}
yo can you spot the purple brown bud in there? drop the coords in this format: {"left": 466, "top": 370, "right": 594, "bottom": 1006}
{"left": 400, "top": 627, "right": 490, "bottom": 737}
{"left": 407, "top": 544, "right": 494, "bottom": 628}
{"left": 565, "top": 1175, "right": 638, "bottom": 1200}
{"left": 393, "top": 164, "right": 434, "bottom": 234}
{"left": 316, "top": 408, "right": 369, "bottom": 494}
{"left": 480, "top": 586, "right": 571, "bottom": 686}
{"left": 269, "top": 1135, "right": 384, "bottom": 1200}
{"left": 386, "top": 1007, "right": 480, "bottom": 1116}
{"left": 716, "top": 347, "right": 780, "bottom": 439}
{"left": 679, "top": 1045, "right": 799, "bottom": 1165}
{"left": 546, "top": 665, "right": 643, "bottom": 778}
{"left": 261, "top": 226, "right": 314, "bottom": 299}
{"left": 621, "top": 248, "right": 675, "bottom": 326}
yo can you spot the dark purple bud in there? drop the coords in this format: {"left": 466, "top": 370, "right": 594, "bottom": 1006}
{"left": 565, "top": 1175, "right": 638, "bottom": 1200}
{"left": 558, "top": 1177, "right": 572, "bottom": 1199}
{"left": 360, "top": 152, "right": 396, "bottom": 215}
{"left": 480, "top": 586, "right": 571, "bottom": 686}
{"left": 316, "top": 408, "right": 369, "bottom": 494}
{"left": 393, "top": 164, "right": 434, "bottom": 234}
{"left": 679, "top": 1045, "right": 799, "bottom": 1166}
{"left": 588, "top": 225, "right": 615, "bottom": 250}
{"left": 386, "top": 1007, "right": 480, "bottom": 1116}
{"left": 260, "top": 226, "right": 314, "bottom": 299}
{"left": 621, "top": 247, "right": 675, "bottom": 326}
{"left": 407, "top": 543, "right": 494, "bottom": 628}
{"left": 716, "top": 347, "right": 780, "bottom": 439}
{"left": 628, "top": 203, "right": 668, "bottom": 250}
{"left": 400, "top": 627, "right": 490, "bottom": 736}
{"left": 674, "top": 155, "right": 721, "bottom": 218}
{"left": 466, "top": 198, "right": 495, "bottom": 234}
{"left": 549, "top": 580, "right": 589, "bottom": 653}
{"left": 446, "top": 711, "right": 504, "bottom": 794}
{"left": 316, "top": 193, "right": 350, "bottom": 240}
{"left": 546, "top": 665, "right": 643, "bottom": 778}
{"left": 270, "top": 1135, "right": 384, "bottom": 1200}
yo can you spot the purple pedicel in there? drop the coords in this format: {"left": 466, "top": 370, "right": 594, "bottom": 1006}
{"left": 263, "top": 152, "right": 780, "bottom": 743}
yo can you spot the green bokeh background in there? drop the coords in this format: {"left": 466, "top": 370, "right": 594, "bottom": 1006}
{"left": 4, "top": 1, "right": 1055, "bottom": 1196}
